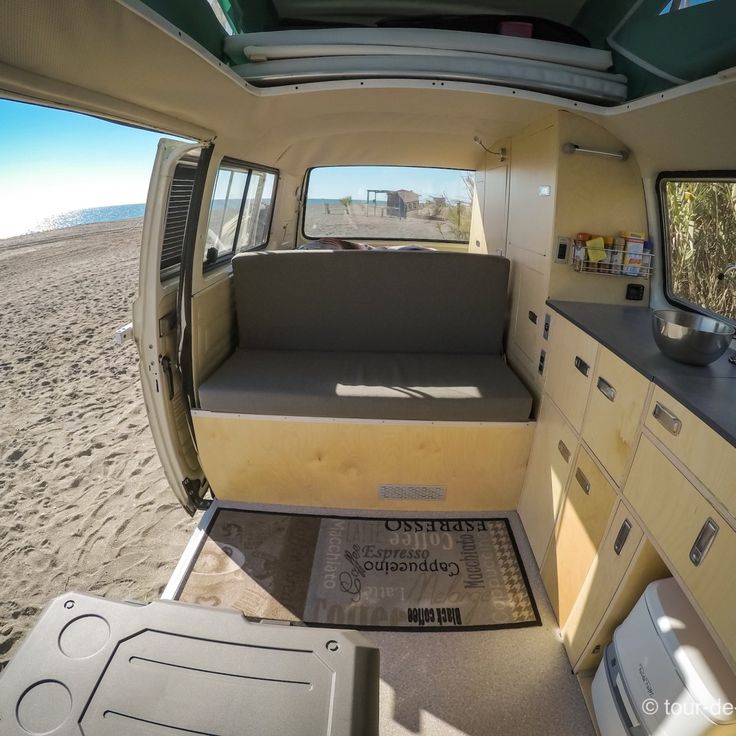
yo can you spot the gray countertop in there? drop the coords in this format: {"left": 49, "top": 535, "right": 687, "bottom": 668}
{"left": 546, "top": 300, "right": 736, "bottom": 448}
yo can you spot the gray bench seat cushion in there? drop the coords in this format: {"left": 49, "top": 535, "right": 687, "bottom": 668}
{"left": 233, "top": 251, "right": 510, "bottom": 354}
{"left": 198, "top": 349, "right": 533, "bottom": 422}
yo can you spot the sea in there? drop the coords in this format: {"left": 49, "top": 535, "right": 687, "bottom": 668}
{"left": 34, "top": 203, "right": 146, "bottom": 234}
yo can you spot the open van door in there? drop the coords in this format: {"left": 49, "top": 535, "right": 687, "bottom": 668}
{"left": 132, "top": 139, "right": 212, "bottom": 514}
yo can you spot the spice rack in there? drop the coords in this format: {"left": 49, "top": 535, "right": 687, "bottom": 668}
{"left": 575, "top": 246, "right": 654, "bottom": 278}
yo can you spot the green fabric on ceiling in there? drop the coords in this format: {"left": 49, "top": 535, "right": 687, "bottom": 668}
{"left": 577, "top": 0, "right": 736, "bottom": 100}
{"left": 139, "top": 0, "right": 227, "bottom": 59}
{"left": 218, "top": 0, "right": 279, "bottom": 34}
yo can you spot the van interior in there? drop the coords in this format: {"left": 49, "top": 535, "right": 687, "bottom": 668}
{"left": 2, "top": 1, "right": 736, "bottom": 735}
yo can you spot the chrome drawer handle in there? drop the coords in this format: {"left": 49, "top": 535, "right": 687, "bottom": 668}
{"left": 597, "top": 376, "right": 617, "bottom": 402}
{"left": 613, "top": 519, "right": 632, "bottom": 555}
{"left": 653, "top": 402, "right": 682, "bottom": 436}
{"left": 558, "top": 440, "right": 571, "bottom": 463}
{"left": 574, "top": 356, "right": 590, "bottom": 377}
{"left": 575, "top": 468, "right": 591, "bottom": 495}
{"left": 690, "top": 518, "right": 718, "bottom": 567}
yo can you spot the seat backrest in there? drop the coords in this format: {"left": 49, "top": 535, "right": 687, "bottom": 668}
{"left": 231, "top": 250, "right": 510, "bottom": 354}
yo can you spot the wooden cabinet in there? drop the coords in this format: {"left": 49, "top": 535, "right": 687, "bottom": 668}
{"left": 544, "top": 315, "right": 599, "bottom": 433}
{"left": 625, "top": 435, "right": 736, "bottom": 663}
{"left": 511, "top": 262, "right": 546, "bottom": 367}
{"left": 645, "top": 386, "right": 736, "bottom": 521}
{"left": 506, "top": 124, "right": 557, "bottom": 258}
{"left": 563, "top": 502, "right": 668, "bottom": 672}
{"left": 541, "top": 446, "right": 617, "bottom": 627}
{"left": 518, "top": 397, "right": 578, "bottom": 565}
{"left": 582, "top": 347, "right": 650, "bottom": 486}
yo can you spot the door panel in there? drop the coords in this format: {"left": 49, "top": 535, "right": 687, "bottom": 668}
{"left": 625, "top": 436, "right": 736, "bottom": 663}
{"left": 582, "top": 346, "right": 650, "bottom": 486}
{"left": 133, "top": 139, "right": 209, "bottom": 513}
{"left": 518, "top": 397, "right": 578, "bottom": 565}
{"left": 544, "top": 315, "right": 599, "bottom": 433}
{"left": 542, "top": 446, "right": 617, "bottom": 627}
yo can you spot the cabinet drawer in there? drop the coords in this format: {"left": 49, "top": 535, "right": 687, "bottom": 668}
{"left": 582, "top": 347, "right": 650, "bottom": 486}
{"left": 518, "top": 398, "right": 578, "bottom": 565}
{"left": 542, "top": 446, "right": 617, "bottom": 627}
{"left": 625, "top": 436, "right": 736, "bottom": 662}
{"left": 645, "top": 386, "right": 736, "bottom": 521}
{"left": 544, "top": 316, "right": 599, "bottom": 433}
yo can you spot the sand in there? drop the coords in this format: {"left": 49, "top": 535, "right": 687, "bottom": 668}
{"left": 0, "top": 219, "right": 196, "bottom": 670}
{"left": 303, "top": 202, "right": 469, "bottom": 242}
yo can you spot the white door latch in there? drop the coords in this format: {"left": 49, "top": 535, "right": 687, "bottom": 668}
{"left": 114, "top": 322, "right": 134, "bottom": 345}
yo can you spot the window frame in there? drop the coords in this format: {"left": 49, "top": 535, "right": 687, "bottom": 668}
{"left": 658, "top": 170, "right": 736, "bottom": 326}
{"left": 300, "top": 164, "right": 476, "bottom": 245}
{"left": 203, "top": 156, "right": 279, "bottom": 272}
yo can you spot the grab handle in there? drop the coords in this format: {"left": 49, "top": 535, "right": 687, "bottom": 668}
{"left": 575, "top": 468, "right": 591, "bottom": 495}
{"left": 653, "top": 402, "right": 682, "bottom": 436}
{"left": 558, "top": 440, "right": 571, "bottom": 464}
{"left": 574, "top": 356, "right": 590, "bottom": 377}
{"left": 597, "top": 376, "right": 617, "bottom": 402}
{"left": 613, "top": 520, "right": 632, "bottom": 555}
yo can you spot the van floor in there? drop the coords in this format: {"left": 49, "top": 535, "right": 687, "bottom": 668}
{"left": 168, "top": 504, "right": 596, "bottom": 736}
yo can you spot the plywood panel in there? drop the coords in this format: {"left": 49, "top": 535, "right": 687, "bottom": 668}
{"left": 541, "top": 446, "right": 617, "bottom": 627}
{"left": 518, "top": 397, "right": 578, "bottom": 565}
{"left": 625, "top": 436, "right": 736, "bottom": 664}
{"left": 645, "top": 386, "right": 736, "bottom": 522}
{"left": 507, "top": 124, "right": 557, "bottom": 258}
{"left": 192, "top": 412, "right": 534, "bottom": 511}
{"left": 192, "top": 274, "right": 235, "bottom": 392}
{"left": 582, "top": 347, "right": 650, "bottom": 486}
{"left": 549, "top": 111, "right": 649, "bottom": 306}
{"left": 544, "top": 314, "right": 599, "bottom": 433}
{"left": 572, "top": 540, "right": 669, "bottom": 674}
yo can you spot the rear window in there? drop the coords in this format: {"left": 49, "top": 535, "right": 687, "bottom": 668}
{"left": 204, "top": 158, "right": 277, "bottom": 268}
{"left": 303, "top": 165, "right": 475, "bottom": 243}
{"left": 661, "top": 175, "right": 736, "bottom": 322}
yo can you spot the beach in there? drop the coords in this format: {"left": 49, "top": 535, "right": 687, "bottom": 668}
{"left": 0, "top": 219, "right": 195, "bottom": 668}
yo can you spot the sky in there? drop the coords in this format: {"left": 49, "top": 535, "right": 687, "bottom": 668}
{"left": 0, "top": 99, "right": 473, "bottom": 239}
{"left": 0, "top": 99, "right": 179, "bottom": 238}
{"left": 307, "top": 165, "right": 473, "bottom": 203}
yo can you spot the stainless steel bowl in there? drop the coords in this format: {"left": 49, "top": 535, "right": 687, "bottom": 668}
{"left": 652, "top": 309, "right": 735, "bottom": 366}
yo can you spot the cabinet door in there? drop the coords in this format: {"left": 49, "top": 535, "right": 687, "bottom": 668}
{"left": 518, "top": 398, "right": 577, "bottom": 565}
{"left": 544, "top": 316, "right": 599, "bottom": 433}
{"left": 511, "top": 262, "right": 546, "bottom": 366}
{"left": 571, "top": 539, "right": 668, "bottom": 673}
{"left": 645, "top": 386, "right": 736, "bottom": 521}
{"left": 542, "top": 446, "right": 617, "bottom": 627}
{"left": 625, "top": 436, "right": 736, "bottom": 662}
{"left": 582, "top": 347, "right": 650, "bottom": 486}
{"left": 506, "top": 124, "right": 557, "bottom": 258}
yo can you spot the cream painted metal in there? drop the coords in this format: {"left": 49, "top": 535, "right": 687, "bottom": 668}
{"left": 518, "top": 397, "right": 578, "bottom": 565}
{"left": 543, "top": 313, "right": 600, "bottom": 433}
{"left": 645, "top": 387, "right": 736, "bottom": 523}
{"left": 541, "top": 446, "right": 617, "bottom": 628}
{"left": 625, "top": 436, "right": 736, "bottom": 667}
{"left": 191, "top": 411, "right": 534, "bottom": 511}
{"left": 582, "top": 346, "right": 651, "bottom": 487}
{"left": 134, "top": 138, "right": 206, "bottom": 513}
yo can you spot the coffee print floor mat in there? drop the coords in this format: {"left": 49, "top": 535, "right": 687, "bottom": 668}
{"left": 179, "top": 510, "right": 540, "bottom": 631}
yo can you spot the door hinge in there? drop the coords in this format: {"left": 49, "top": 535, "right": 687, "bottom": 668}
{"left": 182, "top": 477, "right": 211, "bottom": 511}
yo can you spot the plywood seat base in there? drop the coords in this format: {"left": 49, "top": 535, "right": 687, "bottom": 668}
{"left": 192, "top": 411, "right": 535, "bottom": 511}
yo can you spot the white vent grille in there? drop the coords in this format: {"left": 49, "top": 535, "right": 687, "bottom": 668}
{"left": 379, "top": 484, "right": 446, "bottom": 500}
